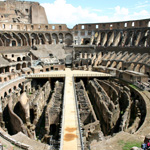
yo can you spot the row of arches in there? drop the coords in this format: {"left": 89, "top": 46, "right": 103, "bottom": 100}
{"left": 74, "top": 51, "right": 150, "bottom": 76}
{"left": 126, "top": 63, "right": 146, "bottom": 73}
{"left": 91, "top": 29, "right": 150, "bottom": 47}
{"left": 16, "top": 62, "right": 31, "bottom": 70}
{"left": 0, "top": 32, "right": 73, "bottom": 47}
{"left": 1, "top": 83, "right": 23, "bottom": 99}
{"left": 0, "top": 62, "right": 31, "bottom": 74}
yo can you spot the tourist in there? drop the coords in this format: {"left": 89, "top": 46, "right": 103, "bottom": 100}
{"left": 141, "top": 142, "right": 147, "bottom": 150}
{"left": 147, "top": 141, "right": 150, "bottom": 149}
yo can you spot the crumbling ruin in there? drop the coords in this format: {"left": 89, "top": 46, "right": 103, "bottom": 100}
{"left": 0, "top": 0, "right": 149, "bottom": 150}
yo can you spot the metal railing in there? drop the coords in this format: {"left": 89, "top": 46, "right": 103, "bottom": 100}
{"left": 59, "top": 77, "right": 66, "bottom": 150}
{"left": 73, "top": 73, "right": 112, "bottom": 77}
{"left": 72, "top": 77, "right": 84, "bottom": 150}
{"left": 26, "top": 74, "right": 66, "bottom": 78}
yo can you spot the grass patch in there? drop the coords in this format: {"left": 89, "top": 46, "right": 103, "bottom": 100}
{"left": 3, "top": 144, "right": 7, "bottom": 147}
{"left": 129, "top": 84, "right": 141, "bottom": 90}
{"left": 129, "top": 84, "right": 137, "bottom": 89}
{"left": 118, "top": 140, "right": 141, "bottom": 150}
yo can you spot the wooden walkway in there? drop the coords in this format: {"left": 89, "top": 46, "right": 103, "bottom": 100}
{"left": 61, "top": 68, "right": 80, "bottom": 150}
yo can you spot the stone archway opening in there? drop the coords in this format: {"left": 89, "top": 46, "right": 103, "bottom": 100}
{"left": 83, "top": 38, "right": 90, "bottom": 45}
{"left": 16, "top": 64, "right": 21, "bottom": 70}
{"left": 65, "top": 33, "right": 73, "bottom": 46}
{"left": 12, "top": 40, "right": 16, "bottom": 46}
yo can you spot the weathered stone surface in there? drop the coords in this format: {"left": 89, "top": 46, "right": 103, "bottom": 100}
{"left": 131, "top": 147, "right": 141, "bottom": 150}
{"left": 144, "top": 135, "right": 150, "bottom": 143}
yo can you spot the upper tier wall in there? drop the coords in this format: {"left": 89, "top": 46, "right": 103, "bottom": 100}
{"left": 73, "top": 19, "right": 150, "bottom": 31}
{"left": 0, "top": 18, "right": 150, "bottom": 32}
{"left": 0, "top": 23, "right": 70, "bottom": 32}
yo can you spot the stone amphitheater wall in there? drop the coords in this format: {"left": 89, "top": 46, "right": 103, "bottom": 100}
{"left": 73, "top": 19, "right": 150, "bottom": 31}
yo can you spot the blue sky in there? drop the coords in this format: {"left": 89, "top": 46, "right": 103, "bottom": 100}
{"left": 25, "top": 0, "right": 150, "bottom": 28}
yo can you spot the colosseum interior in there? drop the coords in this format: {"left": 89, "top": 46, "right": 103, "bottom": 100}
{"left": 0, "top": 0, "right": 150, "bottom": 150}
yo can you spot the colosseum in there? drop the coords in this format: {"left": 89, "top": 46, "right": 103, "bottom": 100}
{"left": 0, "top": 0, "right": 150, "bottom": 150}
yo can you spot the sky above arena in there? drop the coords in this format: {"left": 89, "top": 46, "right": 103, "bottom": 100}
{"left": 19, "top": 0, "right": 150, "bottom": 28}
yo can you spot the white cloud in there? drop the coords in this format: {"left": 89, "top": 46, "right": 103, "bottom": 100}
{"left": 92, "top": 9, "right": 102, "bottom": 13}
{"left": 135, "top": 4, "right": 150, "bottom": 8}
{"left": 132, "top": 10, "right": 150, "bottom": 18}
{"left": 115, "top": 6, "right": 129, "bottom": 16}
{"left": 41, "top": 0, "right": 108, "bottom": 28}
{"left": 41, "top": 0, "right": 150, "bottom": 28}
{"left": 135, "top": 1, "right": 150, "bottom": 8}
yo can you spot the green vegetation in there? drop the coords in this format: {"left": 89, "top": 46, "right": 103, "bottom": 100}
{"left": 3, "top": 144, "right": 7, "bottom": 147}
{"left": 29, "top": 92, "right": 33, "bottom": 95}
{"left": 120, "top": 111, "right": 124, "bottom": 115}
{"left": 129, "top": 84, "right": 137, "bottom": 89}
{"left": 129, "top": 84, "right": 141, "bottom": 90}
{"left": 118, "top": 140, "right": 141, "bottom": 150}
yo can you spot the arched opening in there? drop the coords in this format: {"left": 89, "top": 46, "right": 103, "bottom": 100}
{"left": 50, "top": 124, "right": 57, "bottom": 135}
{"left": 0, "top": 38, "right": 3, "bottom": 46}
{"left": 5, "top": 66, "right": 9, "bottom": 72}
{"left": 83, "top": 39, "right": 90, "bottom": 45}
{"left": 59, "top": 33, "right": 63, "bottom": 43}
{"left": 30, "top": 109, "right": 35, "bottom": 124}
{"left": 52, "top": 33, "right": 59, "bottom": 44}
{"left": 12, "top": 33, "right": 21, "bottom": 46}
{"left": 75, "top": 63, "right": 78, "bottom": 68}
{"left": 28, "top": 62, "right": 31, "bottom": 67}
{"left": 32, "top": 39, "right": 34, "bottom": 46}
{"left": 13, "top": 86, "right": 16, "bottom": 90}
{"left": 45, "top": 33, "right": 51, "bottom": 44}
{"left": 134, "top": 64, "right": 140, "bottom": 72}
{"left": 8, "top": 89, "right": 12, "bottom": 93}
{"left": 8, "top": 76, "right": 11, "bottom": 80}
{"left": 12, "top": 40, "right": 16, "bottom": 46}
{"left": 129, "top": 63, "right": 135, "bottom": 71}
{"left": 16, "top": 64, "right": 21, "bottom": 70}
{"left": 146, "top": 72, "right": 150, "bottom": 76}
{"left": 46, "top": 68, "right": 49, "bottom": 72}
{"left": 100, "top": 32, "right": 105, "bottom": 44}
{"left": 22, "top": 57, "right": 26, "bottom": 61}
{"left": 18, "top": 83, "right": 23, "bottom": 94}
{"left": 14, "top": 102, "right": 26, "bottom": 123}
{"left": 38, "top": 33, "right": 45, "bottom": 44}
{"left": 17, "top": 57, "right": 21, "bottom": 62}
{"left": 65, "top": 33, "right": 73, "bottom": 46}
{"left": 31, "top": 33, "right": 39, "bottom": 45}
{"left": 140, "top": 65, "right": 145, "bottom": 73}
{"left": 4, "top": 92, "right": 7, "bottom": 97}
{"left": 18, "top": 33, "right": 27, "bottom": 46}
{"left": 125, "top": 31, "right": 134, "bottom": 46}
{"left": 107, "top": 31, "right": 114, "bottom": 46}
{"left": 25, "top": 33, "right": 30, "bottom": 46}
{"left": 139, "top": 30, "right": 149, "bottom": 47}
{"left": 22, "top": 63, "right": 26, "bottom": 68}
{"left": 3, "top": 105, "right": 12, "bottom": 135}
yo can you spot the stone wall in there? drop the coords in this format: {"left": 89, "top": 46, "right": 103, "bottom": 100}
{"left": 0, "top": 1, "right": 48, "bottom": 24}
{"left": 86, "top": 78, "right": 146, "bottom": 136}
